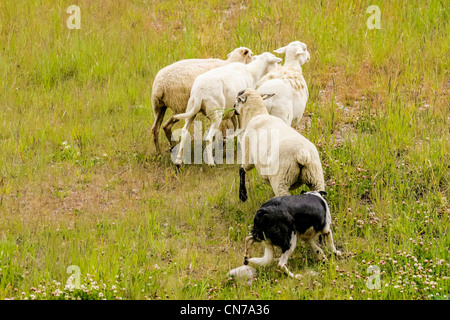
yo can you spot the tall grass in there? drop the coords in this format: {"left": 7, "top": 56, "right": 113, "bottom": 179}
{"left": 0, "top": 0, "right": 448, "bottom": 300}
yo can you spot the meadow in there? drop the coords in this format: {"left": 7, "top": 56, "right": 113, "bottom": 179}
{"left": 0, "top": 0, "right": 448, "bottom": 300}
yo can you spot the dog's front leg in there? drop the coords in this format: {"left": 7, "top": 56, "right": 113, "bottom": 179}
{"left": 277, "top": 232, "right": 302, "bottom": 280}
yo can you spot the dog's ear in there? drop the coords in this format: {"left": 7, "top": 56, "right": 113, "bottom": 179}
{"left": 301, "top": 190, "right": 307, "bottom": 194}
{"left": 319, "top": 191, "right": 327, "bottom": 196}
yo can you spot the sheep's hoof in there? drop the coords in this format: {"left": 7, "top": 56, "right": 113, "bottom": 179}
{"left": 335, "top": 250, "right": 342, "bottom": 258}
{"left": 174, "top": 156, "right": 182, "bottom": 165}
{"left": 294, "top": 274, "right": 303, "bottom": 280}
{"left": 174, "top": 159, "right": 182, "bottom": 172}
{"left": 239, "top": 188, "right": 248, "bottom": 202}
{"left": 206, "top": 160, "right": 216, "bottom": 167}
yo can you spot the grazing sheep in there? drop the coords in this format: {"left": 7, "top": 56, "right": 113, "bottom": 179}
{"left": 256, "top": 41, "right": 310, "bottom": 127}
{"left": 233, "top": 89, "right": 325, "bottom": 200}
{"left": 151, "top": 47, "right": 254, "bottom": 154}
{"left": 173, "top": 52, "right": 282, "bottom": 167}
{"left": 244, "top": 191, "right": 341, "bottom": 279}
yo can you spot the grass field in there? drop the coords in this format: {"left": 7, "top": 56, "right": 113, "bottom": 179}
{"left": 0, "top": 0, "right": 449, "bottom": 300}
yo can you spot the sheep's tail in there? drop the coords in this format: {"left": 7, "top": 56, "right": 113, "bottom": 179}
{"left": 151, "top": 82, "right": 164, "bottom": 111}
{"left": 297, "top": 152, "right": 325, "bottom": 191}
{"left": 173, "top": 95, "right": 201, "bottom": 120}
{"left": 239, "top": 166, "right": 248, "bottom": 202}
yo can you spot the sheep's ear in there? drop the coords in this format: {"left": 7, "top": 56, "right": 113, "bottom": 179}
{"left": 267, "top": 55, "right": 282, "bottom": 64}
{"left": 274, "top": 45, "right": 287, "bottom": 54}
{"left": 298, "top": 51, "right": 310, "bottom": 65}
{"left": 237, "top": 91, "right": 247, "bottom": 103}
{"left": 272, "top": 57, "right": 283, "bottom": 64}
{"left": 319, "top": 191, "right": 327, "bottom": 196}
{"left": 260, "top": 93, "right": 275, "bottom": 100}
{"left": 227, "top": 52, "right": 231, "bottom": 58}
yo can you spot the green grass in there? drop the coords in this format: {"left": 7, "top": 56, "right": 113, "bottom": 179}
{"left": 0, "top": 0, "right": 449, "bottom": 300}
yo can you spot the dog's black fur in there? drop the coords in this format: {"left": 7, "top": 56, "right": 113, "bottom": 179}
{"left": 244, "top": 190, "right": 340, "bottom": 278}
{"left": 250, "top": 191, "right": 328, "bottom": 252}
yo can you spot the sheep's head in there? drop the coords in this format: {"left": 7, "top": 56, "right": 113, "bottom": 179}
{"left": 274, "top": 41, "right": 310, "bottom": 66}
{"left": 227, "top": 47, "right": 255, "bottom": 64}
{"left": 252, "top": 52, "right": 283, "bottom": 73}
{"left": 233, "top": 89, "right": 274, "bottom": 116}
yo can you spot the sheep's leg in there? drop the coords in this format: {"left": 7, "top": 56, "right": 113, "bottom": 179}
{"left": 271, "top": 182, "right": 290, "bottom": 197}
{"left": 174, "top": 117, "right": 195, "bottom": 167}
{"left": 302, "top": 164, "right": 325, "bottom": 192}
{"left": 223, "top": 126, "right": 243, "bottom": 143}
{"left": 244, "top": 235, "right": 254, "bottom": 265}
{"left": 204, "top": 112, "right": 222, "bottom": 166}
{"left": 231, "top": 115, "right": 239, "bottom": 131}
{"left": 151, "top": 105, "right": 167, "bottom": 155}
{"left": 246, "top": 241, "right": 274, "bottom": 267}
{"left": 240, "top": 134, "right": 254, "bottom": 171}
{"left": 322, "top": 229, "right": 341, "bottom": 257}
{"left": 239, "top": 167, "right": 248, "bottom": 202}
{"left": 162, "top": 115, "right": 179, "bottom": 151}
{"left": 278, "top": 232, "right": 301, "bottom": 279}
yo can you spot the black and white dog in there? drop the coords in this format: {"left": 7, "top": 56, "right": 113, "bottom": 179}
{"left": 244, "top": 191, "right": 341, "bottom": 279}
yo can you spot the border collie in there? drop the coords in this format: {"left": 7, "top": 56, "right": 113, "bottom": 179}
{"left": 244, "top": 191, "right": 341, "bottom": 279}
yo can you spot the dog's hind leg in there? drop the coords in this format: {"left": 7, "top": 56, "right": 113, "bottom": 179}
{"left": 278, "top": 232, "right": 301, "bottom": 279}
{"left": 307, "top": 238, "right": 325, "bottom": 261}
{"left": 247, "top": 241, "right": 274, "bottom": 267}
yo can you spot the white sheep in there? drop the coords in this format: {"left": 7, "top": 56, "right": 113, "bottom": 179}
{"left": 173, "top": 52, "right": 282, "bottom": 167}
{"left": 256, "top": 41, "right": 310, "bottom": 127}
{"left": 233, "top": 89, "right": 325, "bottom": 200}
{"left": 151, "top": 47, "right": 254, "bottom": 154}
